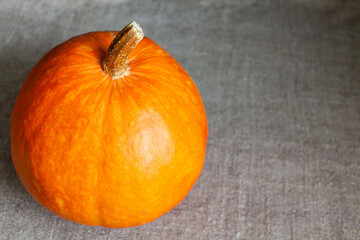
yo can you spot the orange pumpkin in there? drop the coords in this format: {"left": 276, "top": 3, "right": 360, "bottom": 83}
{"left": 10, "top": 22, "right": 208, "bottom": 228}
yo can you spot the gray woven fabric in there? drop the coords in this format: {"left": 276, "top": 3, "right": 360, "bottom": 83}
{"left": 1, "top": 0, "right": 359, "bottom": 239}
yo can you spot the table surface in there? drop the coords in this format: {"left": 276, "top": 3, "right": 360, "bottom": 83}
{"left": 1, "top": 0, "right": 359, "bottom": 239}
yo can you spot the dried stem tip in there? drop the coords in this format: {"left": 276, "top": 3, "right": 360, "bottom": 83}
{"left": 102, "top": 21, "right": 144, "bottom": 79}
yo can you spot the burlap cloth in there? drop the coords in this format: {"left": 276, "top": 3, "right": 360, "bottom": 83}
{"left": 1, "top": 0, "right": 359, "bottom": 239}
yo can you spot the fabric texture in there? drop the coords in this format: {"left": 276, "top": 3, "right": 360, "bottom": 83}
{"left": 0, "top": 0, "right": 359, "bottom": 239}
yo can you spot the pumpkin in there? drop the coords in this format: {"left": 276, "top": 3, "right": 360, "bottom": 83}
{"left": 10, "top": 22, "right": 208, "bottom": 228}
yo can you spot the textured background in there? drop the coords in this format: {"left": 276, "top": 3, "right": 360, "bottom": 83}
{"left": 1, "top": 0, "right": 360, "bottom": 239}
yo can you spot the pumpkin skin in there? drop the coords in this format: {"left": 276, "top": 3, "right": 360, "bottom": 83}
{"left": 10, "top": 31, "right": 208, "bottom": 227}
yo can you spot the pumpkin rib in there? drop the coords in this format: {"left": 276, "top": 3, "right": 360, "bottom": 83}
{"left": 96, "top": 75, "right": 117, "bottom": 225}
{"left": 93, "top": 76, "right": 114, "bottom": 226}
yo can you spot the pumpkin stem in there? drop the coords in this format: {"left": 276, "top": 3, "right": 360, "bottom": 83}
{"left": 102, "top": 21, "right": 144, "bottom": 79}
